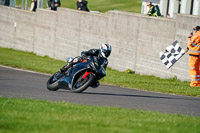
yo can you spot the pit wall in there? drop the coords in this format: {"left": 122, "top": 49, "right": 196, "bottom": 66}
{"left": 0, "top": 6, "right": 200, "bottom": 81}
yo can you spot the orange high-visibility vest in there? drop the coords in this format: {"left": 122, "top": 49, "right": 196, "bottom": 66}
{"left": 188, "top": 31, "right": 200, "bottom": 55}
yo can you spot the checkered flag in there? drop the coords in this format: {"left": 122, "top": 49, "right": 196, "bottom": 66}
{"left": 160, "top": 41, "right": 185, "bottom": 69}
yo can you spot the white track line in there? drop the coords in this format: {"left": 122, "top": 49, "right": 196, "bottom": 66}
{"left": 0, "top": 65, "right": 51, "bottom": 76}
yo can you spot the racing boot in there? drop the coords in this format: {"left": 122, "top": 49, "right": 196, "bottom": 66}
{"left": 90, "top": 80, "right": 100, "bottom": 88}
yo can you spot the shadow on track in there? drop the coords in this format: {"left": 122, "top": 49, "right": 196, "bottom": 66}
{"left": 80, "top": 91, "right": 200, "bottom": 101}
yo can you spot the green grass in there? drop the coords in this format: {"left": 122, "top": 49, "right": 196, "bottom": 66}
{"left": 104, "top": 68, "right": 200, "bottom": 97}
{"left": 0, "top": 48, "right": 66, "bottom": 74}
{"left": 16, "top": 0, "right": 142, "bottom": 13}
{"left": 0, "top": 97, "right": 200, "bottom": 133}
{"left": 0, "top": 47, "right": 200, "bottom": 97}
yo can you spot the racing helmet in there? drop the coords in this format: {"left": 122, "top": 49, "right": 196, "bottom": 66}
{"left": 99, "top": 43, "right": 112, "bottom": 58}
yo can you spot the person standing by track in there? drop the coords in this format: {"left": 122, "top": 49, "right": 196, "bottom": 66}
{"left": 185, "top": 26, "right": 200, "bottom": 87}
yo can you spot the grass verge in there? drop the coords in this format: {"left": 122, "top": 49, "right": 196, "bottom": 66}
{"left": 0, "top": 47, "right": 200, "bottom": 97}
{"left": 16, "top": 0, "right": 142, "bottom": 13}
{"left": 0, "top": 97, "right": 200, "bottom": 133}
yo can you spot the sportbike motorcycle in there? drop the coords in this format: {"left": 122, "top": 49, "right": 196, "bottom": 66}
{"left": 46, "top": 56, "right": 107, "bottom": 93}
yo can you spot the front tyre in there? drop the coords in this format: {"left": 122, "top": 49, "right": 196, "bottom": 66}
{"left": 47, "top": 74, "right": 59, "bottom": 91}
{"left": 72, "top": 73, "right": 95, "bottom": 93}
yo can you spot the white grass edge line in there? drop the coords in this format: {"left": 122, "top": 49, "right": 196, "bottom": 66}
{"left": 0, "top": 65, "right": 51, "bottom": 76}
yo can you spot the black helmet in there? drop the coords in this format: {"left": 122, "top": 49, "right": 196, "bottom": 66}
{"left": 99, "top": 43, "right": 112, "bottom": 58}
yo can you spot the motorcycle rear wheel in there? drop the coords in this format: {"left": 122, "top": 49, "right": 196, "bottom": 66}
{"left": 47, "top": 74, "right": 59, "bottom": 91}
{"left": 72, "top": 73, "right": 95, "bottom": 93}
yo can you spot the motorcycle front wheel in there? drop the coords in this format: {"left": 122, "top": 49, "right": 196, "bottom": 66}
{"left": 47, "top": 74, "right": 59, "bottom": 91}
{"left": 72, "top": 73, "right": 95, "bottom": 93}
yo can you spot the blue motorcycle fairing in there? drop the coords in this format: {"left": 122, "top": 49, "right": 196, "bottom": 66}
{"left": 57, "top": 62, "right": 91, "bottom": 89}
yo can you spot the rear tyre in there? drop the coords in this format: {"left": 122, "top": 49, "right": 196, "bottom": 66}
{"left": 47, "top": 74, "right": 59, "bottom": 91}
{"left": 72, "top": 73, "right": 95, "bottom": 93}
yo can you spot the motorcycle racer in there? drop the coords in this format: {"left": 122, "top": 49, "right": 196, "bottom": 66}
{"left": 56, "top": 43, "right": 112, "bottom": 88}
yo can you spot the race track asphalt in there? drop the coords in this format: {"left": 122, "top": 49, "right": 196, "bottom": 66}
{"left": 0, "top": 65, "right": 200, "bottom": 116}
